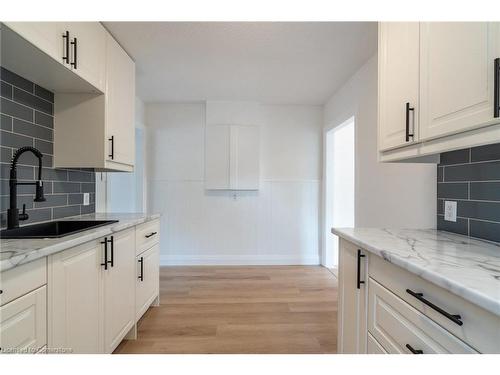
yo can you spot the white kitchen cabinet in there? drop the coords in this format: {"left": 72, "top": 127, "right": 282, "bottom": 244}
{"left": 378, "top": 22, "right": 420, "bottom": 151}
{"left": 103, "top": 228, "right": 136, "bottom": 353}
{"left": 48, "top": 240, "right": 103, "bottom": 354}
{"left": 136, "top": 244, "right": 160, "bottom": 321}
{"left": 378, "top": 22, "right": 500, "bottom": 162}
{"left": 105, "top": 32, "right": 136, "bottom": 168}
{"left": 205, "top": 124, "right": 260, "bottom": 190}
{"left": 4, "top": 22, "right": 69, "bottom": 67}
{"left": 67, "top": 22, "right": 107, "bottom": 92}
{"left": 337, "top": 239, "right": 368, "bottom": 353}
{"left": 419, "top": 22, "right": 500, "bottom": 141}
{"left": 0, "top": 286, "right": 47, "bottom": 353}
{"left": 54, "top": 32, "right": 135, "bottom": 172}
{"left": 3, "top": 22, "right": 106, "bottom": 92}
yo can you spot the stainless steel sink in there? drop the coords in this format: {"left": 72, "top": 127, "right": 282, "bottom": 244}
{"left": 0, "top": 220, "right": 119, "bottom": 239}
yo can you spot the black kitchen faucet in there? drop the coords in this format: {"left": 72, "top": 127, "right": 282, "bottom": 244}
{"left": 7, "top": 146, "right": 46, "bottom": 229}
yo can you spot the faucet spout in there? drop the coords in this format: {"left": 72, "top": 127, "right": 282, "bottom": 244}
{"left": 7, "top": 146, "right": 46, "bottom": 229}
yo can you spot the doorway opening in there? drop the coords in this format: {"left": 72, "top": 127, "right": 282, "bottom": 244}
{"left": 324, "top": 116, "right": 355, "bottom": 270}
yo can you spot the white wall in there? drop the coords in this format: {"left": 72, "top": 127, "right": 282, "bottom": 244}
{"left": 322, "top": 55, "right": 436, "bottom": 264}
{"left": 146, "top": 103, "right": 323, "bottom": 265}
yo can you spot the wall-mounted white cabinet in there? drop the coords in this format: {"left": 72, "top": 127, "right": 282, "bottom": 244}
{"left": 54, "top": 29, "right": 136, "bottom": 172}
{"left": 3, "top": 22, "right": 107, "bottom": 93}
{"left": 205, "top": 124, "right": 260, "bottom": 190}
{"left": 378, "top": 22, "right": 500, "bottom": 162}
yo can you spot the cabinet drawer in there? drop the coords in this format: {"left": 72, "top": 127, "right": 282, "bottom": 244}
{"left": 1, "top": 258, "right": 47, "bottom": 306}
{"left": 368, "top": 278, "right": 476, "bottom": 354}
{"left": 135, "top": 219, "right": 160, "bottom": 255}
{"left": 369, "top": 255, "right": 500, "bottom": 353}
{"left": 0, "top": 286, "right": 47, "bottom": 353}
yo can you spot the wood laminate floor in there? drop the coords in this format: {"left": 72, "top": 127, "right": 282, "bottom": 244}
{"left": 114, "top": 266, "right": 338, "bottom": 354}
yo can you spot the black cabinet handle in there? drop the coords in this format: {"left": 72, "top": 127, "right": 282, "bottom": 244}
{"left": 406, "top": 289, "right": 463, "bottom": 326}
{"left": 108, "top": 136, "right": 114, "bottom": 159}
{"left": 405, "top": 102, "right": 415, "bottom": 142}
{"left": 145, "top": 231, "right": 157, "bottom": 238}
{"left": 494, "top": 58, "right": 499, "bottom": 118}
{"left": 406, "top": 344, "right": 423, "bottom": 354}
{"left": 100, "top": 237, "right": 108, "bottom": 270}
{"left": 70, "top": 37, "right": 78, "bottom": 69}
{"left": 107, "top": 236, "right": 114, "bottom": 267}
{"left": 62, "top": 31, "right": 70, "bottom": 64}
{"left": 356, "top": 249, "right": 365, "bottom": 289}
{"left": 138, "top": 257, "right": 144, "bottom": 281}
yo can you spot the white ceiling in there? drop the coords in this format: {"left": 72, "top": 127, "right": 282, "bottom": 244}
{"left": 104, "top": 22, "right": 377, "bottom": 105}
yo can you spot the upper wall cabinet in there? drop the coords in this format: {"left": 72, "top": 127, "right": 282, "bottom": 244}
{"left": 419, "top": 22, "right": 500, "bottom": 141}
{"left": 378, "top": 22, "right": 500, "bottom": 162}
{"left": 54, "top": 33, "right": 136, "bottom": 172}
{"left": 378, "top": 23, "right": 420, "bottom": 151}
{"left": 3, "top": 22, "right": 106, "bottom": 92}
{"left": 205, "top": 124, "right": 260, "bottom": 190}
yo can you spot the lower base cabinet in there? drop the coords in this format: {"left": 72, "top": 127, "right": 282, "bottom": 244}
{"left": 48, "top": 240, "right": 102, "bottom": 354}
{"left": 136, "top": 244, "right": 160, "bottom": 321}
{"left": 338, "top": 238, "right": 500, "bottom": 354}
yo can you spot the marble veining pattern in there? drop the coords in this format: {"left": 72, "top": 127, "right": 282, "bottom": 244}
{"left": 0, "top": 213, "right": 160, "bottom": 272}
{"left": 332, "top": 228, "right": 500, "bottom": 317}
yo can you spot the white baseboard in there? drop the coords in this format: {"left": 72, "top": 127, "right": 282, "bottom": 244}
{"left": 160, "top": 254, "right": 320, "bottom": 266}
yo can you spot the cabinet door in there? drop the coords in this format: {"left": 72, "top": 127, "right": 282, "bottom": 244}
{"left": 136, "top": 244, "right": 160, "bottom": 320}
{"left": 337, "top": 239, "right": 367, "bottom": 353}
{"left": 378, "top": 22, "right": 420, "bottom": 151}
{"left": 103, "top": 228, "right": 136, "bottom": 353}
{"left": 231, "top": 125, "right": 260, "bottom": 190}
{"left": 48, "top": 240, "right": 103, "bottom": 354}
{"left": 69, "top": 22, "right": 107, "bottom": 92}
{"left": 0, "top": 286, "right": 47, "bottom": 353}
{"left": 205, "top": 124, "right": 231, "bottom": 189}
{"left": 4, "top": 22, "right": 70, "bottom": 67}
{"left": 420, "top": 22, "right": 500, "bottom": 141}
{"left": 105, "top": 33, "right": 136, "bottom": 168}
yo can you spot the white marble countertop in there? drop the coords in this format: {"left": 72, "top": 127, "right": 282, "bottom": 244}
{"left": 332, "top": 228, "right": 500, "bottom": 317}
{"left": 0, "top": 213, "right": 160, "bottom": 272}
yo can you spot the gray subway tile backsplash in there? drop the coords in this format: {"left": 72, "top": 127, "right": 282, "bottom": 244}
{"left": 437, "top": 143, "right": 500, "bottom": 242}
{"left": 1, "top": 68, "right": 95, "bottom": 227}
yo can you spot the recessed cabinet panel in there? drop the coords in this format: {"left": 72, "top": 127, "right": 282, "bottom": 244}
{"left": 232, "top": 125, "right": 260, "bottom": 190}
{"left": 419, "top": 22, "right": 500, "bottom": 141}
{"left": 378, "top": 22, "right": 420, "bottom": 151}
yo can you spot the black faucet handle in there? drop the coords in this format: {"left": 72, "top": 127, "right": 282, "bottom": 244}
{"left": 19, "top": 204, "right": 29, "bottom": 221}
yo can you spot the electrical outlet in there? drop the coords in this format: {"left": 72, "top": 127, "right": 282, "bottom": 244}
{"left": 444, "top": 201, "right": 457, "bottom": 222}
{"left": 83, "top": 193, "right": 90, "bottom": 206}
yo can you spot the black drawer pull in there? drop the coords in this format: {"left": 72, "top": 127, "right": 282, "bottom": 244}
{"left": 406, "top": 289, "right": 463, "bottom": 326}
{"left": 108, "top": 136, "right": 114, "bottom": 159}
{"left": 138, "top": 257, "right": 144, "bottom": 281}
{"left": 107, "top": 236, "right": 114, "bottom": 267}
{"left": 494, "top": 58, "right": 499, "bottom": 118}
{"left": 100, "top": 238, "right": 108, "bottom": 270}
{"left": 70, "top": 37, "right": 78, "bottom": 69}
{"left": 145, "top": 232, "right": 157, "bottom": 238}
{"left": 406, "top": 344, "right": 423, "bottom": 354}
{"left": 405, "top": 102, "right": 415, "bottom": 142}
{"left": 62, "top": 31, "right": 70, "bottom": 64}
{"left": 356, "top": 249, "right": 365, "bottom": 289}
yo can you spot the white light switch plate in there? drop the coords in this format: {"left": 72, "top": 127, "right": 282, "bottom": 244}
{"left": 444, "top": 201, "right": 457, "bottom": 222}
{"left": 83, "top": 193, "right": 90, "bottom": 206}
